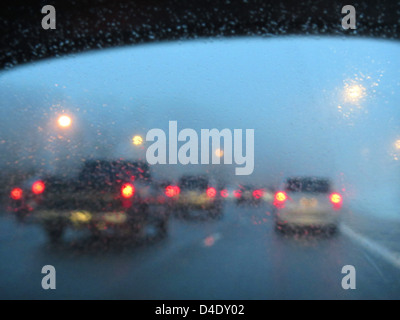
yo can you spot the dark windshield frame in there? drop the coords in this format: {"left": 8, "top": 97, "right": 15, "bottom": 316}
{"left": 1, "top": 0, "right": 399, "bottom": 70}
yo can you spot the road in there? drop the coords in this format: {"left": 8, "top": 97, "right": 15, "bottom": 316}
{"left": 0, "top": 202, "right": 400, "bottom": 300}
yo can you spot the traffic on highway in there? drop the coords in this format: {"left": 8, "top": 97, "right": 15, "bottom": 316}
{"left": 0, "top": 1, "right": 400, "bottom": 301}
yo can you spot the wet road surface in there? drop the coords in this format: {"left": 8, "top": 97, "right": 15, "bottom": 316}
{"left": 1, "top": 202, "right": 400, "bottom": 299}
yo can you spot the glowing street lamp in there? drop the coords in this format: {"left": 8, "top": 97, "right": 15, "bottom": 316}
{"left": 57, "top": 115, "right": 72, "bottom": 128}
{"left": 344, "top": 83, "right": 365, "bottom": 102}
{"left": 132, "top": 135, "right": 143, "bottom": 146}
{"left": 215, "top": 148, "right": 224, "bottom": 158}
{"left": 395, "top": 139, "right": 400, "bottom": 150}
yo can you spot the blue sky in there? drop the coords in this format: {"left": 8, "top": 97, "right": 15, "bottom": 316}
{"left": 0, "top": 36, "right": 399, "bottom": 193}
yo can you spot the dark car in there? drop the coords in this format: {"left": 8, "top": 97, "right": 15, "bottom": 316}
{"left": 234, "top": 184, "right": 272, "bottom": 206}
{"left": 174, "top": 174, "right": 223, "bottom": 219}
{"left": 9, "top": 159, "right": 169, "bottom": 242}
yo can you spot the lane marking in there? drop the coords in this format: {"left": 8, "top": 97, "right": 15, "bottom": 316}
{"left": 341, "top": 224, "right": 400, "bottom": 270}
{"left": 362, "top": 252, "right": 387, "bottom": 282}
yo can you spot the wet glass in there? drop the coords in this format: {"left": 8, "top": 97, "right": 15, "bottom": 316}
{"left": 1, "top": 36, "right": 400, "bottom": 299}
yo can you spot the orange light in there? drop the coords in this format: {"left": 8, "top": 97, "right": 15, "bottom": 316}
{"left": 395, "top": 139, "right": 400, "bottom": 150}
{"left": 275, "top": 191, "right": 287, "bottom": 202}
{"left": 165, "top": 185, "right": 180, "bottom": 198}
{"left": 121, "top": 183, "right": 135, "bottom": 198}
{"left": 32, "top": 180, "right": 45, "bottom": 195}
{"left": 10, "top": 188, "right": 23, "bottom": 200}
{"left": 215, "top": 148, "right": 224, "bottom": 158}
{"left": 330, "top": 193, "right": 342, "bottom": 204}
{"left": 273, "top": 191, "right": 288, "bottom": 209}
{"left": 345, "top": 84, "right": 365, "bottom": 102}
{"left": 206, "top": 187, "right": 217, "bottom": 198}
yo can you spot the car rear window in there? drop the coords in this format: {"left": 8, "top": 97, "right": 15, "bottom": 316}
{"left": 179, "top": 176, "right": 209, "bottom": 190}
{"left": 78, "top": 160, "right": 151, "bottom": 185}
{"left": 285, "top": 178, "right": 331, "bottom": 193}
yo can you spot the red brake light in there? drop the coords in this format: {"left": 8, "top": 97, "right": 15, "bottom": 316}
{"left": 233, "top": 190, "right": 242, "bottom": 198}
{"left": 32, "top": 180, "right": 45, "bottom": 195}
{"left": 121, "top": 183, "right": 135, "bottom": 198}
{"left": 206, "top": 187, "right": 217, "bottom": 198}
{"left": 165, "top": 185, "right": 180, "bottom": 197}
{"left": 252, "top": 189, "right": 264, "bottom": 199}
{"left": 10, "top": 188, "right": 23, "bottom": 200}
{"left": 220, "top": 189, "right": 228, "bottom": 198}
{"left": 330, "top": 192, "right": 342, "bottom": 209}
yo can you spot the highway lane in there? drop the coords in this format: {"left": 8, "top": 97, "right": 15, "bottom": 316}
{"left": 0, "top": 203, "right": 400, "bottom": 299}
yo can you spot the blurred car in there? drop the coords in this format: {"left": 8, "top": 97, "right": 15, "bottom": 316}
{"left": 8, "top": 159, "right": 169, "bottom": 242}
{"left": 175, "top": 174, "right": 223, "bottom": 218}
{"left": 273, "top": 176, "right": 343, "bottom": 234}
{"left": 234, "top": 185, "right": 272, "bottom": 206}
{"left": 158, "top": 179, "right": 181, "bottom": 207}
{"left": 8, "top": 177, "right": 46, "bottom": 222}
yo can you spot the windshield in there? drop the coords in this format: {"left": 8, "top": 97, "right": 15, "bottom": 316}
{"left": 1, "top": 36, "right": 400, "bottom": 300}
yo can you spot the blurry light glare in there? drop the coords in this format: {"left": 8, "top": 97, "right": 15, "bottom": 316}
{"left": 204, "top": 236, "right": 215, "bottom": 247}
{"left": 330, "top": 193, "right": 342, "bottom": 204}
{"left": 252, "top": 189, "right": 264, "bottom": 199}
{"left": 220, "top": 189, "right": 228, "bottom": 198}
{"left": 132, "top": 135, "right": 143, "bottom": 146}
{"left": 344, "top": 83, "right": 365, "bottom": 102}
{"left": 58, "top": 115, "right": 72, "bottom": 128}
{"left": 395, "top": 139, "right": 400, "bottom": 150}
{"left": 233, "top": 190, "right": 242, "bottom": 198}
{"left": 348, "top": 86, "right": 362, "bottom": 98}
{"left": 10, "top": 188, "right": 23, "bottom": 200}
{"left": 165, "top": 185, "right": 180, "bottom": 197}
{"left": 203, "top": 233, "right": 221, "bottom": 247}
{"left": 275, "top": 191, "right": 287, "bottom": 202}
{"left": 121, "top": 183, "right": 135, "bottom": 198}
{"left": 215, "top": 148, "right": 224, "bottom": 158}
{"left": 32, "top": 180, "right": 45, "bottom": 194}
{"left": 206, "top": 187, "right": 217, "bottom": 198}
{"left": 70, "top": 210, "right": 92, "bottom": 223}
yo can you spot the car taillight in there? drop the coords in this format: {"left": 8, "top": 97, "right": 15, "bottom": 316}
{"left": 10, "top": 188, "right": 23, "bottom": 200}
{"left": 121, "top": 183, "right": 135, "bottom": 198}
{"left": 273, "top": 191, "right": 287, "bottom": 208}
{"left": 233, "top": 190, "right": 242, "bottom": 198}
{"left": 32, "top": 180, "right": 45, "bottom": 195}
{"left": 252, "top": 189, "right": 264, "bottom": 199}
{"left": 220, "top": 189, "right": 228, "bottom": 198}
{"left": 330, "top": 192, "right": 342, "bottom": 209}
{"left": 275, "top": 191, "right": 287, "bottom": 202}
{"left": 165, "top": 185, "right": 180, "bottom": 197}
{"left": 206, "top": 187, "right": 217, "bottom": 198}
